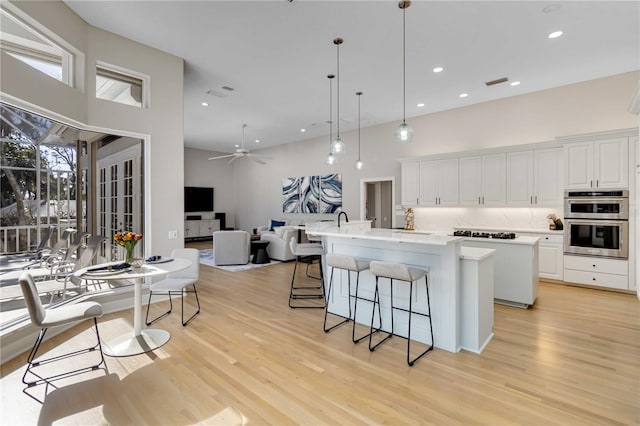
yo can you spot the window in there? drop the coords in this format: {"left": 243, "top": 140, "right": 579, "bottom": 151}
{"left": 96, "top": 65, "right": 145, "bottom": 108}
{"left": 0, "top": 7, "right": 73, "bottom": 85}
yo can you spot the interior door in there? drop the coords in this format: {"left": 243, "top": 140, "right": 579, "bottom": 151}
{"left": 96, "top": 145, "right": 142, "bottom": 262}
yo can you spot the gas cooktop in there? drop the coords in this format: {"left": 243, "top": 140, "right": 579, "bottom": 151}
{"left": 453, "top": 230, "right": 517, "bottom": 239}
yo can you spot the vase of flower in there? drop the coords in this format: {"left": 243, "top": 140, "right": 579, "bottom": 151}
{"left": 114, "top": 231, "right": 143, "bottom": 264}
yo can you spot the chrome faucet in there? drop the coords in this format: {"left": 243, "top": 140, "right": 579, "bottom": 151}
{"left": 337, "top": 211, "right": 349, "bottom": 228}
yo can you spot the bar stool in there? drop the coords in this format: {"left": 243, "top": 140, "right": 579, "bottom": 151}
{"left": 368, "top": 260, "right": 434, "bottom": 366}
{"left": 323, "top": 254, "right": 376, "bottom": 343}
{"left": 288, "top": 237, "right": 325, "bottom": 309}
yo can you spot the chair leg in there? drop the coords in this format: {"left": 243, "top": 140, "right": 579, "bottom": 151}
{"left": 181, "top": 284, "right": 201, "bottom": 326}
{"left": 369, "top": 277, "right": 393, "bottom": 351}
{"left": 352, "top": 272, "right": 382, "bottom": 344}
{"left": 145, "top": 290, "right": 174, "bottom": 326}
{"left": 289, "top": 256, "right": 325, "bottom": 309}
{"left": 22, "top": 318, "right": 105, "bottom": 387}
{"left": 323, "top": 268, "right": 351, "bottom": 332}
{"left": 407, "top": 275, "right": 434, "bottom": 366}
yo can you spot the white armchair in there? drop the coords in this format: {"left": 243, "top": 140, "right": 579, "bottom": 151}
{"left": 213, "top": 231, "right": 250, "bottom": 265}
{"left": 260, "top": 226, "right": 309, "bottom": 262}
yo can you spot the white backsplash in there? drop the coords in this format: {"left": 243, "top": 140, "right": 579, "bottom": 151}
{"left": 409, "top": 207, "right": 563, "bottom": 233}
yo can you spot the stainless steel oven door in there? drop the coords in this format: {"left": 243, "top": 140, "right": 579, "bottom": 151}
{"left": 564, "top": 219, "right": 628, "bottom": 258}
{"left": 563, "top": 197, "right": 629, "bottom": 220}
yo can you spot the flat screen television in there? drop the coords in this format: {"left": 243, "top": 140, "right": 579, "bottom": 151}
{"left": 184, "top": 186, "right": 214, "bottom": 212}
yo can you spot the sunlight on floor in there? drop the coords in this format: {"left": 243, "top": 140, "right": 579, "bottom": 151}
{"left": 197, "top": 406, "right": 248, "bottom": 425}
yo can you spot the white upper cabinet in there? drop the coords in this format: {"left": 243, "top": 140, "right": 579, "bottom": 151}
{"left": 565, "top": 138, "right": 629, "bottom": 189}
{"left": 401, "top": 162, "right": 419, "bottom": 206}
{"left": 506, "top": 151, "right": 534, "bottom": 205}
{"left": 507, "top": 148, "right": 563, "bottom": 206}
{"left": 419, "top": 158, "right": 459, "bottom": 206}
{"left": 460, "top": 154, "right": 505, "bottom": 206}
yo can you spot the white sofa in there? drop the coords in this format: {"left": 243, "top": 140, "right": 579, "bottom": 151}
{"left": 213, "top": 230, "right": 250, "bottom": 265}
{"left": 260, "top": 226, "right": 309, "bottom": 262}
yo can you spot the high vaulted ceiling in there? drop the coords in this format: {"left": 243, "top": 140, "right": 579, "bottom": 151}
{"left": 64, "top": 1, "right": 639, "bottom": 153}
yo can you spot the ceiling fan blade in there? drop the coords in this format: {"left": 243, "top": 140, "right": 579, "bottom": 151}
{"left": 252, "top": 158, "right": 267, "bottom": 165}
{"left": 247, "top": 153, "right": 274, "bottom": 160}
{"left": 227, "top": 156, "right": 240, "bottom": 165}
{"left": 208, "top": 154, "right": 236, "bottom": 160}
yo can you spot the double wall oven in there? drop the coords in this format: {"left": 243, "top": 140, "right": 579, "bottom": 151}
{"left": 564, "top": 190, "right": 629, "bottom": 259}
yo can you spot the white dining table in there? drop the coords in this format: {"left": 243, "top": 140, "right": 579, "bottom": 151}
{"left": 74, "top": 258, "right": 191, "bottom": 357}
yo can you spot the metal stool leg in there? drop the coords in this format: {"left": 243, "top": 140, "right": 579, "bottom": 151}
{"left": 407, "top": 275, "right": 434, "bottom": 366}
{"left": 289, "top": 255, "right": 325, "bottom": 309}
{"left": 369, "top": 277, "right": 393, "bottom": 351}
{"left": 324, "top": 267, "right": 352, "bottom": 332}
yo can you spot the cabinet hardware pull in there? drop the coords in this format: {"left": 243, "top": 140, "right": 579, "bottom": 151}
{"left": 592, "top": 277, "right": 596, "bottom": 281}
{"left": 590, "top": 180, "right": 593, "bottom": 187}
{"left": 535, "top": 195, "right": 537, "bottom": 204}
{"left": 592, "top": 264, "right": 596, "bottom": 268}
{"left": 482, "top": 196, "right": 485, "bottom": 204}
{"left": 596, "top": 179, "right": 599, "bottom": 187}
{"left": 530, "top": 196, "right": 533, "bottom": 204}
{"left": 478, "top": 197, "right": 481, "bottom": 204}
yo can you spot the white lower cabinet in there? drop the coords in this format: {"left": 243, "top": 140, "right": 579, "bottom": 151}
{"left": 563, "top": 255, "right": 628, "bottom": 290}
{"left": 520, "top": 233, "right": 563, "bottom": 280}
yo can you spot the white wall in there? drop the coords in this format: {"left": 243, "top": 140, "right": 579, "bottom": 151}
{"left": 184, "top": 148, "right": 235, "bottom": 225}
{"left": 1, "top": 0, "right": 185, "bottom": 257}
{"left": 230, "top": 71, "right": 639, "bottom": 232}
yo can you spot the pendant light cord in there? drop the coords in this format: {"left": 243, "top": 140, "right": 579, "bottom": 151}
{"left": 336, "top": 42, "right": 340, "bottom": 137}
{"left": 402, "top": 5, "right": 406, "bottom": 124}
{"left": 357, "top": 92, "right": 361, "bottom": 160}
{"left": 328, "top": 74, "right": 333, "bottom": 148}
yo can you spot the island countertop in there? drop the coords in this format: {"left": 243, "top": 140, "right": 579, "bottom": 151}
{"left": 305, "top": 224, "right": 462, "bottom": 246}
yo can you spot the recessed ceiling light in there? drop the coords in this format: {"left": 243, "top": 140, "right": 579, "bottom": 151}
{"left": 255, "top": 139, "right": 260, "bottom": 143}
{"left": 235, "top": 144, "right": 239, "bottom": 148}
{"left": 510, "top": 81, "right": 521, "bottom": 86}
{"left": 300, "top": 128, "right": 306, "bottom": 133}
{"left": 433, "top": 67, "right": 444, "bottom": 73}
{"left": 417, "top": 103, "right": 425, "bottom": 107}
{"left": 459, "top": 93, "right": 468, "bottom": 98}
{"left": 201, "top": 102, "right": 209, "bottom": 107}
{"left": 548, "top": 30, "right": 563, "bottom": 39}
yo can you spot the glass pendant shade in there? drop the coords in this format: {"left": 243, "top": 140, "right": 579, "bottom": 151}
{"left": 326, "top": 152, "right": 336, "bottom": 165}
{"left": 395, "top": 121, "right": 414, "bottom": 143}
{"left": 354, "top": 159, "right": 364, "bottom": 170}
{"left": 331, "top": 136, "right": 345, "bottom": 154}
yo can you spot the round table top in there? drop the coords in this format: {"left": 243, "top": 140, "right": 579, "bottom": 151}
{"left": 251, "top": 240, "right": 270, "bottom": 248}
{"left": 74, "top": 258, "right": 191, "bottom": 281}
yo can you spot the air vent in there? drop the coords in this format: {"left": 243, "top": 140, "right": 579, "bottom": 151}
{"left": 485, "top": 77, "right": 509, "bottom": 86}
{"left": 221, "top": 86, "right": 235, "bottom": 92}
{"left": 206, "top": 89, "right": 227, "bottom": 98}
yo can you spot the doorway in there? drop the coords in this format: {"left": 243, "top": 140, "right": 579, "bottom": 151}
{"left": 360, "top": 177, "right": 395, "bottom": 229}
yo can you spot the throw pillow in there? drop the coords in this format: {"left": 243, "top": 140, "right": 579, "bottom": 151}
{"left": 274, "top": 226, "right": 285, "bottom": 238}
{"left": 269, "top": 219, "right": 286, "bottom": 231}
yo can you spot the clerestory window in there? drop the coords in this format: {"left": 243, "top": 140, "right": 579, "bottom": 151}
{"left": 96, "top": 64, "right": 146, "bottom": 108}
{"left": 0, "top": 7, "right": 73, "bottom": 86}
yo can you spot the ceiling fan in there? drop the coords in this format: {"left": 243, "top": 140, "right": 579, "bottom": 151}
{"left": 208, "top": 124, "right": 273, "bottom": 165}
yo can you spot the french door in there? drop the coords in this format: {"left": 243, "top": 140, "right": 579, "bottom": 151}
{"left": 96, "top": 145, "right": 142, "bottom": 262}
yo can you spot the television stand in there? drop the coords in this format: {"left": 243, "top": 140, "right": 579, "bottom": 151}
{"left": 185, "top": 219, "right": 220, "bottom": 241}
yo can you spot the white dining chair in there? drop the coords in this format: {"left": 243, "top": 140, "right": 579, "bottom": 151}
{"left": 19, "top": 272, "right": 106, "bottom": 387}
{"left": 145, "top": 248, "right": 201, "bottom": 326}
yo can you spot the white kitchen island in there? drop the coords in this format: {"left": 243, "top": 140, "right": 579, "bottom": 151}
{"left": 306, "top": 223, "right": 495, "bottom": 354}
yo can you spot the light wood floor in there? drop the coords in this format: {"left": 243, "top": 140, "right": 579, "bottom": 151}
{"left": 1, "top": 241, "right": 638, "bottom": 425}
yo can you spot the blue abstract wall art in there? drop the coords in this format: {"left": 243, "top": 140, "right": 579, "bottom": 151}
{"left": 319, "top": 174, "right": 342, "bottom": 213}
{"left": 282, "top": 177, "right": 301, "bottom": 213}
{"left": 281, "top": 174, "right": 342, "bottom": 214}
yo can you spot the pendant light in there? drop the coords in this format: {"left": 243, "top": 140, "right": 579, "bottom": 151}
{"left": 354, "top": 91, "right": 364, "bottom": 170}
{"left": 331, "top": 37, "right": 346, "bottom": 154}
{"left": 325, "top": 74, "right": 336, "bottom": 165}
{"left": 394, "top": 1, "right": 414, "bottom": 143}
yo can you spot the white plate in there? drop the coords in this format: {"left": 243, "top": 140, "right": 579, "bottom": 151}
{"left": 83, "top": 267, "right": 132, "bottom": 277}
{"left": 145, "top": 258, "right": 173, "bottom": 265}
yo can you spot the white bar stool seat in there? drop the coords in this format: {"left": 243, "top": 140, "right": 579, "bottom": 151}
{"left": 368, "top": 260, "right": 434, "bottom": 366}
